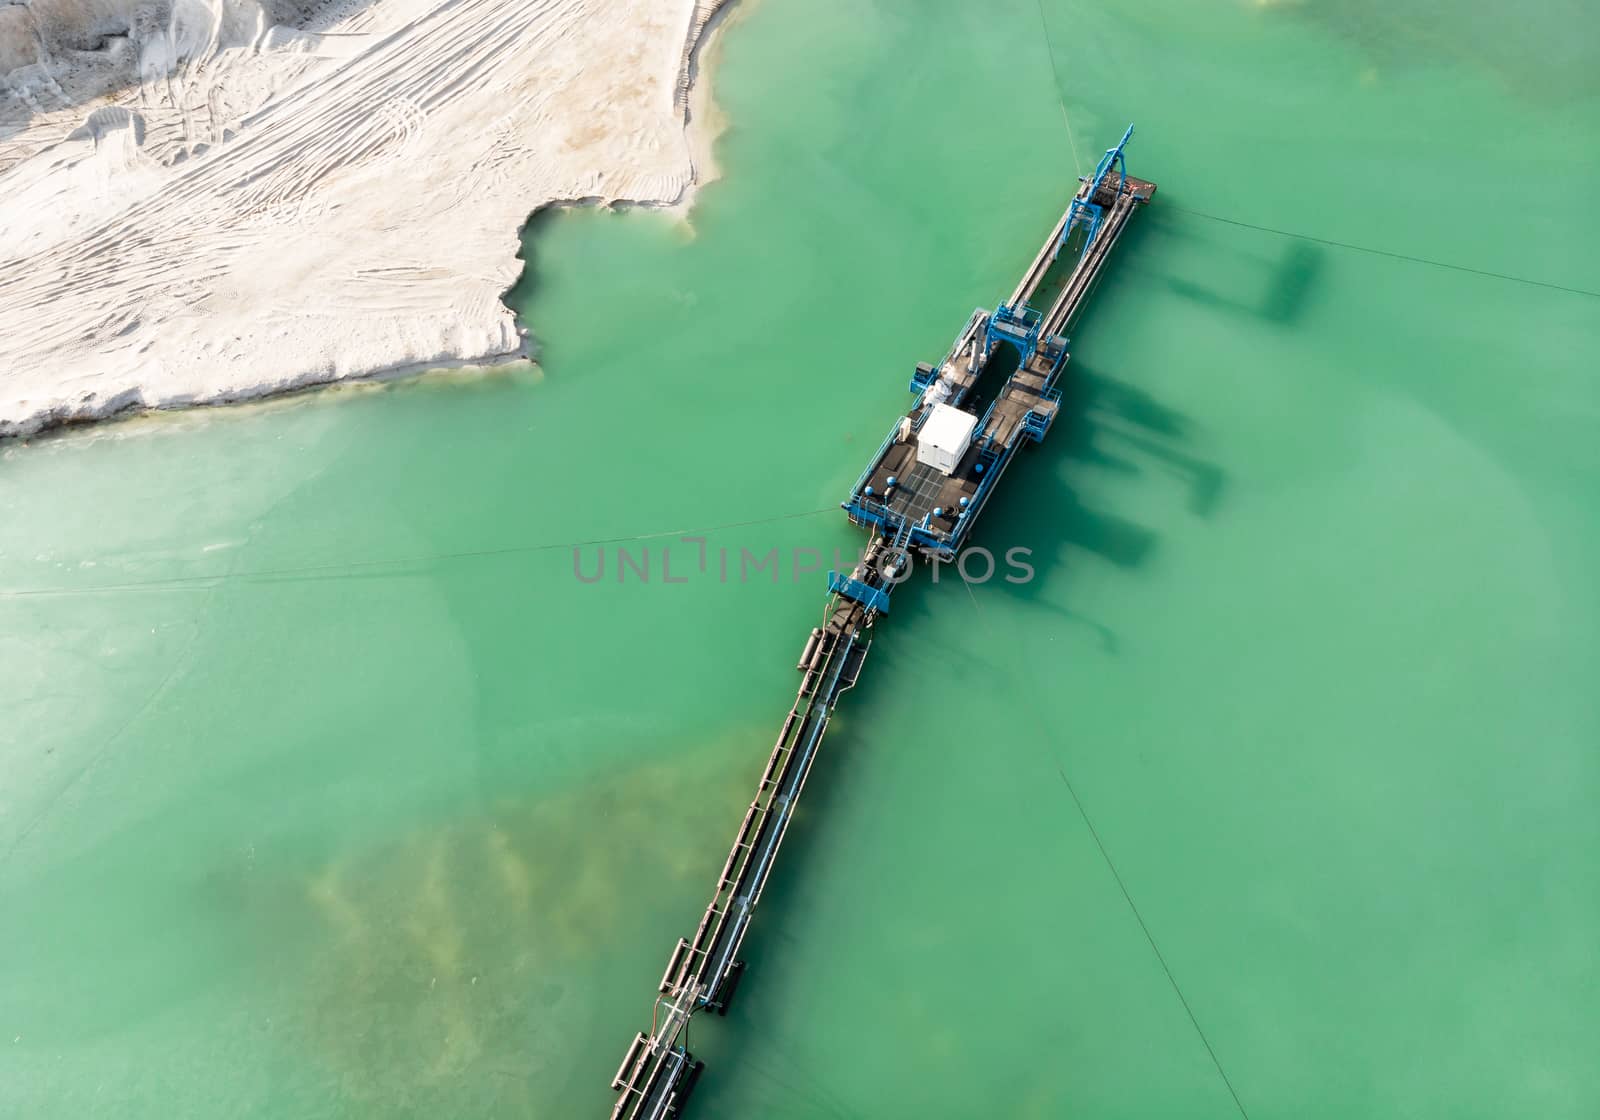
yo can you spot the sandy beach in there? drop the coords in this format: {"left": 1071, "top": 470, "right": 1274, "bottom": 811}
{"left": 0, "top": 0, "right": 730, "bottom": 439}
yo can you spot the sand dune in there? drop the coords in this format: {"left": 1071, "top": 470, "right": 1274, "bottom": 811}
{"left": 0, "top": 0, "right": 729, "bottom": 438}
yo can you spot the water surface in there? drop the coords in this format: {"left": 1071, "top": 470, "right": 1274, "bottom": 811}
{"left": 3, "top": 1, "right": 1597, "bottom": 1116}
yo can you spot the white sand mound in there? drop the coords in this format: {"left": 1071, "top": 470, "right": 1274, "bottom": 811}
{"left": 0, "top": 0, "right": 729, "bottom": 438}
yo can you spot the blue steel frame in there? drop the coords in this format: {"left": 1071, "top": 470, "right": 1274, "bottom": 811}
{"left": 981, "top": 126, "right": 1135, "bottom": 366}
{"left": 839, "top": 126, "right": 1135, "bottom": 570}
{"left": 1055, "top": 124, "right": 1134, "bottom": 271}
{"left": 826, "top": 571, "right": 891, "bottom": 615}
{"left": 984, "top": 303, "right": 1042, "bottom": 366}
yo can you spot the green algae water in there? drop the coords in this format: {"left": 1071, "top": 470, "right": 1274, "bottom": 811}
{"left": 4, "top": 1, "right": 1599, "bottom": 1116}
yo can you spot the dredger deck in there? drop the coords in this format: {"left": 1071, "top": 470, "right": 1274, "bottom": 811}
{"left": 608, "top": 127, "right": 1155, "bottom": 1119}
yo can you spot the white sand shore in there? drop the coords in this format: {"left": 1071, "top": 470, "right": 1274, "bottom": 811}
{"left": 0, "top": 0, "right": 731, "bottom": 438}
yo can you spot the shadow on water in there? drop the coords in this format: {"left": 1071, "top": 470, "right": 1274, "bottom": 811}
{"left": 876, "top": 355, "right": 1225, "bottom": 651}
{"left": 674, "top": 367, "right": 1223, "bottom": 1116}
{"left": 1144, "top": 209, "right": 1325, "bottom": 328}
{"left": 1060, "top": 366, "right": 1227, "bottom": 520}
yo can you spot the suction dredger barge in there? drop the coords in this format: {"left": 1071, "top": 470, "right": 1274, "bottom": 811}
{"left": 608, "top": 127, "right": 1155, "bottom": 1119}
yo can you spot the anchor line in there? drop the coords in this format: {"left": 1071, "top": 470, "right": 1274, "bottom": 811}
{"left": 1032, "top": 0, "right": 1084, "bottom": 177}
{"left": 958, "top": 574, "right": 1251, "bottom": 1120}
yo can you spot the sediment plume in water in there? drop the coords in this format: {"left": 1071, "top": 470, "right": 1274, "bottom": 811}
{"left": 279, "top": 741, "right": 751, "bottom": 1112}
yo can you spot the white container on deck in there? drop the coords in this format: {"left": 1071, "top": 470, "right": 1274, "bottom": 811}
{"left": 916, "top": 403, "right": 978, "bottom": 475}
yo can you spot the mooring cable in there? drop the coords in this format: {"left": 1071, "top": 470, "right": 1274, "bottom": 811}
{"left": 1030, "top": 3, "right": 1594, "bottom": 301}
{"left": 1161, "top": 203, "right": 1600, "bottom": 299}
{"left": 0, "top": 506, "right": 840, "bottom": 599}
{"left": 1033, "top": 0, "right": 1084, "bottom": 178}
{"left": 959, "top": 574, "right": 1252, "bottom": 1119}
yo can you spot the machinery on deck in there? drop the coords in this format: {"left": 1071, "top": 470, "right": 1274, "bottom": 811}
{"left": 842, "top": 125, "right": 1155, "bottom": 566}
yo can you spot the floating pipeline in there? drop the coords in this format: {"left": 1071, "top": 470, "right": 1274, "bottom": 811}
{"left": 607, "top": 127, "right": 1156, "bottom": 1120}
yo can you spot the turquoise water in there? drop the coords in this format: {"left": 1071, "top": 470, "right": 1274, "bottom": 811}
{"left": 3, "top": 1, "right": 1598, "bottom": 1116}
